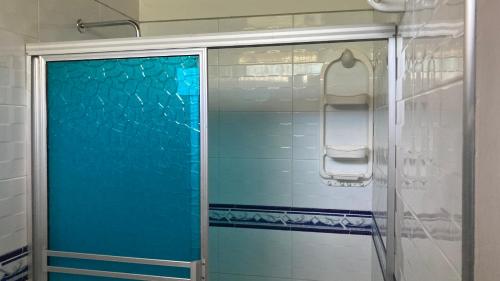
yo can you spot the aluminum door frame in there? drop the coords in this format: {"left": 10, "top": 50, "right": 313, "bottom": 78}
{"left": 31, "top": 48, "right": 208, "bottom": 281}
{"left": 28, "top": 24, "right": 398, "bottom": 281}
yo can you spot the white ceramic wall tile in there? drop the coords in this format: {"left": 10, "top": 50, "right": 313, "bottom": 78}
{"left": 208, "top": 111, "right": 219, "bottom": 157}
{"left": 397, "top": 196, "right": 461, "bottom": 281}
{"left": 0, "top": 19, "right": 30, "bottom": 260}
{"left": 218, "top": 274, "right": 291, "bottom": 281}
{"left": 0, "top": 194, "right": 25, "bottom": 220}
{"left": 396, "top": 0, "right": 464, "bottom": 279}
{"left": 208, "top": 157, "right": 219, "bottom": 203}
{"left": 219, "top": 112, "right": 292, "bottom": 159}
{"left": 0, "top": 227, "right": 26, "bottom": 257}
{"left": 218, "top": 86, "right": 292, "bottom": 112}
{"left": 218, "top": 46, "right": 293, "bottom": 66}
{"left": 140, "top": 20, "right": 219, "bottom": 37}
{"left": 292, "top": 112, "right": 320, "bottom": 160}
{"left": 293, "top": 11, "right": 375, "bottom": 28}
{"left": 218, "top": 228, "right": 292, "bottom": 278}
{"left": 372, "top": 42, "right": 389, "bottom": 248}
{"left": 372, "top": 240, "right": 385, "bottom": 281}
{"left": 0, "top": 213, "right": 26, "bottom": 241}
{"left": 216, "top": 158, "right": 292, "bottom": 206}
{"left": 396, "top": 82, "right": 463, "bottom": 272}
{"left": 292, "top": 232, "right": 371, "bottom": 281}
{"left": 209, "top": 227, "right": 219, "bottom": 274}
{"left": 0, "top": 178, "right": 26, "bottom": 199}
{"left": 209, "top": 273, "right": 219, "bottom": 281}
{"left": 218, "top": 15, "right": 293, "bottom": 32}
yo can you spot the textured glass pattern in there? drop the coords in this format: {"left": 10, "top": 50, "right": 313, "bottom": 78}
{"left": 46, "top": 56, "right": 200, "bottom": 280}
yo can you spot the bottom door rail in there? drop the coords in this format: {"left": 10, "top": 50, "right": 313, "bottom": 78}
{"left": 44, "top": 250, "right": 202, "bottom": 281}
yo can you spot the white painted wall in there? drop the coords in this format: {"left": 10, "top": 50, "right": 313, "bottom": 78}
{"left": 395, "top": 0, "right": 464, "bottom": 281}
{"left": 475, "top": 1, "right": 500, "bottom": 280}
{"left": 140, "top": 0, "right": 372, "bottom": 22}
{"left": 39, "top": 0, "right": 140, "bottom": 42}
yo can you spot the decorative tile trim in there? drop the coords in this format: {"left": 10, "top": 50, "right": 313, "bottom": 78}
{"left": 209, "top": 204, "right": 373, "bottom": 235}
{"left": 0, "top": 247, "right": 29, "bottom": 281}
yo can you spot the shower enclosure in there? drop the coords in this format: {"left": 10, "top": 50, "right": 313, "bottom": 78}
{"left": 28, "top": 25, "right": 396, "bottom": 281}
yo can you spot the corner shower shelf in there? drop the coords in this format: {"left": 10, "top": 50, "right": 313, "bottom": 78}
{"left": 325, "top": 145, "right": 369, "bottom": 159}
{"left": 319, "top": 48, "right": 374, "bottom": 186}
{"left": 324, "top": 94, "right": 369, "bottom": 106}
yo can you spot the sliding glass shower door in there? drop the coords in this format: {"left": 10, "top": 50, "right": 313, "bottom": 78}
{"left": 32, "top": 49, "right": 207, "bottom": 281}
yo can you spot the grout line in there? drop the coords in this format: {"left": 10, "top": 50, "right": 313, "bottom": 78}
{"left": 399, "top": 77, "right": 463, "bottom": 102}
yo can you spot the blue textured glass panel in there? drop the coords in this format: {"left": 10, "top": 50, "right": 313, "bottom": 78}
{"left": 46, "top": 56, "right": 200, "bottom": 280}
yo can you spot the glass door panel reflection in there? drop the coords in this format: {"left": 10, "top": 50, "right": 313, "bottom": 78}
{"left": 46, "top": 55, "right": 202, "bottom": 280}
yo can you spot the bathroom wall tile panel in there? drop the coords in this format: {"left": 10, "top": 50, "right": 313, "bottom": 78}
{"left": 218, "top": 274, "right": 292, "bottom": 281}
{"left": 0, "top": 193, "right": 25, "bottom": 220}
{"left": 401, "top": 38, "right": 415, "bottom": 100}
{"left": 373, "top": 107, "right": 388, "bottom": 244}
{"left": 208, "top": 49, "right": 220, "bottom": 66}
{"left": 292, "top": 232, "right": 371, "bottom": 281}
{"left": 218, "top": 228, "right": 292, "bottom": 278}
{"left": 208, "top": 157, "right": 219, "bottom": 203}
{"left": 0, "top": 227, "right": 26, "bottom": 257}
{"left": 292, "top": 112, "right": 320, "bottom": 160}
{"left": 292, "top": 42, "right": 375, "bottom": 64}
{"left": 217, "top": 87, "right": 292, "bottom": 112}
{"left": 209, "top": 273, "right": 219, "bottom": 281}
{"left": 140, "top": 20, "right": 219, "bottom": 37}
{"left": 0, "top": 178, "right": 26, "bottom": 199}
{"left": 397, "top": 83, "right": 463, "bottom": 271}
{"left": 208, "top": 101, "right": 220, "bottom": 157}
{"left": 219, "top": 112, "right": 292, "bottom": 159}
{"left": 0, "top": 26, "right": 29, "bottom": 260}
{"left": 293, "top": 11, "right": 375, "bottom": 28}
{"left": 372, "top": 40, "right": 389, "bottom": 247}
{"left": 410, "top": 37, "right": 463, "bottom": 98}
{"left": 0, "top": 0, "right": 38, "bottom": 38}
{"left": 292, "top": 160, "right": 372, "bottom": 210}
{"left": 209, "top": 227, "right": 219, "bottom": 273}
{"left": 0, "top": 212, "right": 25, "bottom": 238}
{"left": 372, "top": 241, "right": 385, "bottom": 281}
{"left": 428, "top": 0, "right": 464, "bottom": 29}
{"left": 219, "top": 15, "right": 293, "bottom": 32}
{"left": 397, "top": 196, "right": 460, "bottom": 281}
{"left": 217, "top": 158, "right": 292, "bottom": 206}
{"left": 218, "top": 46, "right": 293, "bottom": 66}
{"left": 397, "top": 82, "right": 463, "bottom": 216}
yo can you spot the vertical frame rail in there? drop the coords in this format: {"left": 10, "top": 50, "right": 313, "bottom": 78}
{"left": 386, "top": 36, "right": 398, "bottom": 281}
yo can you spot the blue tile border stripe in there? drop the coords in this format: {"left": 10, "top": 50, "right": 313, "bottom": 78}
{"left": 209, "top": 204, "right": 373, "bottom": 235}
{"left": 0, "top": 247, "right": 28, "bottom": 266}
{"left": 0, "top": 246, "right": 29, "bottom": 281}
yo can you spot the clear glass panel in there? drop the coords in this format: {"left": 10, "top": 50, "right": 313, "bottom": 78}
{"left": 46, "top": 55, "right": 201, "bottom": 280}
